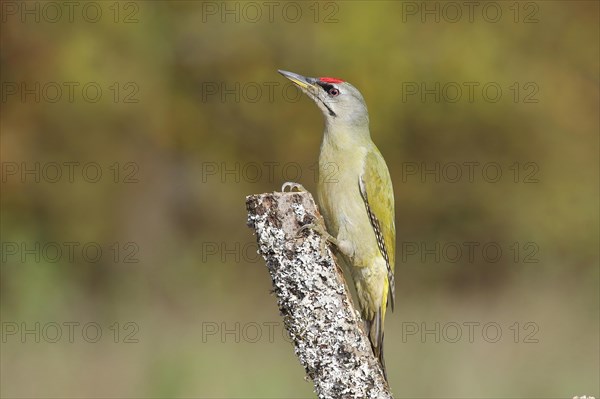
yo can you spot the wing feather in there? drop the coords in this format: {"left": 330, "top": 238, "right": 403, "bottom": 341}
{"left": 358, "top": 148, "right": 396, "bottom": 310}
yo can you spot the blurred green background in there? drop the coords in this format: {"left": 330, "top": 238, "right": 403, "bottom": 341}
{"left": 1, "top": 1, "right": 598, "bottom": 398}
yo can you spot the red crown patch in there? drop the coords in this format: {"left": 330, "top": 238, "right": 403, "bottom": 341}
{"left": 319, "top": 77, "right": 345, "bottom": 83}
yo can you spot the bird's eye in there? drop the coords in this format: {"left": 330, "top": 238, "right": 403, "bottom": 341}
{"left": 328, "top": 88, "right": 339, "bottom": 96}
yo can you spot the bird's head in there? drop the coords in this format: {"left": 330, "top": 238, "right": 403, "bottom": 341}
{"left": 278, "top": 70, "right": 369, "bottom": 128}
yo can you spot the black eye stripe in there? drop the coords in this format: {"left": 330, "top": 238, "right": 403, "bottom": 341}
{"left": 314, "top": 81, "right": 339, "bottom": 116}
{"left": 316, "top": 81, "right": 335, "bottom": 92}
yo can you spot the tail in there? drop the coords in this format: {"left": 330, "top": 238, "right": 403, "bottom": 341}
{"left": 366, "top": 306, "right": 387, "bottom": 381}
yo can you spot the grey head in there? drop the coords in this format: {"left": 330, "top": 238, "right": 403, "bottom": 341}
{"left": 278, "top": 70, "right": 369, "bottom": 128}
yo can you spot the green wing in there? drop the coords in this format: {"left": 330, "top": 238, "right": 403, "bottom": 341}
{"left": 359, "top": 147, "right": 396, "bottom": 310}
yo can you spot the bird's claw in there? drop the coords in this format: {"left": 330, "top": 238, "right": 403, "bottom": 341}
{"left": 281, "top": 181, "right": 307, "bottom": 192}
{"left": 298, "top": 222, "right": 337, "bottom": 254}
{"left": 298, "top": 222, "right": 317, "bottom": 235}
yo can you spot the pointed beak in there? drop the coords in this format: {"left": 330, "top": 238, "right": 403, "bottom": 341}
{"left": 278, "top": 70, "right": 317, "bottom": 90}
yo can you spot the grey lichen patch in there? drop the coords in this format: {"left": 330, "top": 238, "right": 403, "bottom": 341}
{"left": 246, "top": 192, "right": 393, "bottom": 399}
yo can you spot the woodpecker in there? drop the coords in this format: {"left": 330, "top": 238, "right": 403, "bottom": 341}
{"left": 278, "top": 70, "right": 395, "bottom": 380}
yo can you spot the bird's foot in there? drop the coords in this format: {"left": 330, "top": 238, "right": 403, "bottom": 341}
{"left": 281, "top": 181, "right": 307, "bottom": 192}
{"left": 298, "top": 222, "right": 340, "bottom": 253}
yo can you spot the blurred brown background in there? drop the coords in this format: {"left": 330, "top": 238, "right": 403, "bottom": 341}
{"left": 1, "top": 1, "right": 598, "bottom": 398}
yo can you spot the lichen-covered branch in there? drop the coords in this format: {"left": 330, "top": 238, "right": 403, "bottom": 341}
{"left": 246, "top": 192, "right": 393, "bottom": 399}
